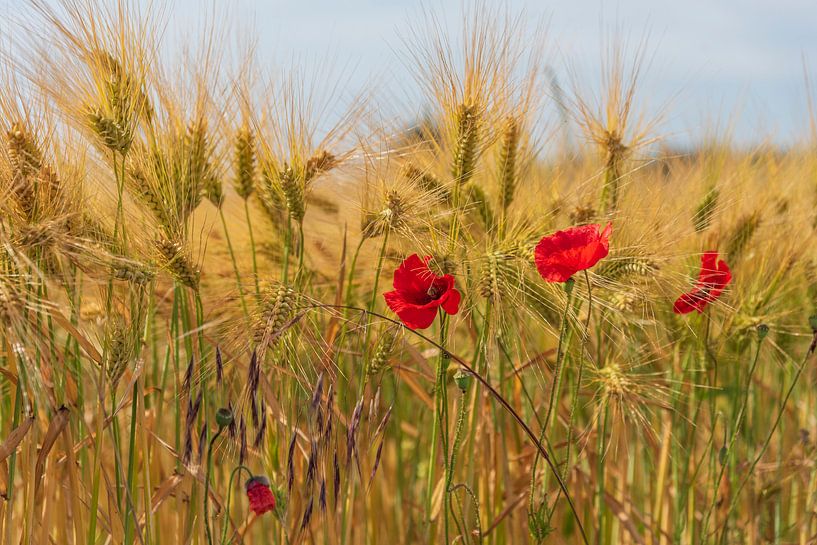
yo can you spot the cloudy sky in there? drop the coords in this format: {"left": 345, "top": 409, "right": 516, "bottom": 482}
{"left": 3, "top": 0, "right": 816, "bottom": 146}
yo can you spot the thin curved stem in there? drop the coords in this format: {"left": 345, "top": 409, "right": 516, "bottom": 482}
{"left": 299, "top": 303, "right": 591, "bottom": 545}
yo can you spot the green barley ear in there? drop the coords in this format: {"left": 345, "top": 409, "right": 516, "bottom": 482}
{"left": 126, "top": 165, "right": 171, "bottom": 229}
{"left": 106, "top": 316, "right": 134, "bottom": 390}
{"left": 233, "top": 126, "right": 256, "bottom": 200}
{"left": 254, "top": 283, "right": 297, "bottom": 348}
{"left": 693, "top": 186, "right": 719, "bottom": 232}
{"left": 155, "top": 237, "right": 200, "bottom": 290}
{"left": 367, "top": 327, "right": 399, "bottom": 377}
{"left": 451, "top": 103, "right": 480, "bottom": 186}
{"left": 280, "top": 165, "right": 305, "bottom": 223}
{"left": 185, "top": 120, "right": 222, "bottom": 208}
{"left": 256, "top": 162, "right": 287, "bottom": 223}
{"left": 466, "top": 182, "right": 494, "bottom": 230}
{"left": 498, "top": 116, "right": 519, "bottom": 213}
{"left": 111, "top": 258, "right": 155, "bottom": 286}
{"left": 596, "top": 254, "right": 658, "bottom": 282}
{"left": 726, "top": 211, "right": 761, "bottom": 261}
{"left": 599, "top": 134, "right": 628, "bottom": 214}
{"left": 86, "top": 106, "right": 133, "bottom": 154}
{"left": 478, "top": 252, "right": 503, "bottom": 301}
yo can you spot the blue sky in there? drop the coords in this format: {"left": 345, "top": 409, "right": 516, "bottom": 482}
{"left": 3, "top": 0, "right": 817, "bottom": 146}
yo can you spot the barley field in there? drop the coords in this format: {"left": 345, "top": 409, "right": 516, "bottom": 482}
{"left": 0, "top": 1, "right": 816, "bottom": 544}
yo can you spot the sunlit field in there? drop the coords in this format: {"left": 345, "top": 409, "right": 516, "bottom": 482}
{"left": 0, "top": 1, "right": 816, "bottom": 544}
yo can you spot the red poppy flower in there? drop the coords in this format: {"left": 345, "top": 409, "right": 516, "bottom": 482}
{"left": 383, "top": 254, "right": 461, "bottom": 330}
{"left": 534, "top": 223, "right": 612, "bottom": 282}
{"left": 673, "top": 251, "right": 732, "bottom": 314}
{"left": 245, "top": 475, "right": 276, "bottom": 516}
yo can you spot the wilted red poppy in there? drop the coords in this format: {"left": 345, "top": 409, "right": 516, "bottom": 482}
{"left": 534, "top": 223, "right": 612, "bottom": 282}
{"left": 673, "top": 251, "right": 732, "bottom": 314}
{"left": 383, "top": 254, "right": 461, "bottom": 330}
{"left": 245, "top": 475, "right": 276, "bottom": 515}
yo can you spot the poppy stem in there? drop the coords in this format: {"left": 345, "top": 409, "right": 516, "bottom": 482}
{"left": 701, "top": 325, "right": 767, "bottom": 538}
{"left": 301, "top": 302, "right": 591, "bottom": 545}
{"left": 528, "top": 277, "right": 574, "bottom": 537}
{"left": 204, "top": 426, "right": 224, "bottom": 545}
{"left": 426, "top": 313, "right": 451, "bottom": 541}
{"left": 720, "top": 324, "right": 816, "bottom": 533}
{"left": 220, "top": 465, "right": 254, "bottom": 545}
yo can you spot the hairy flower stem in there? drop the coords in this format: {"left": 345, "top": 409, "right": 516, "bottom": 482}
{"left": 426, "top": 314, "right": 451, "bottom": 542}
{"left": 219, "top": 207, "right": 249, "bottom": 318}
{"left": 701, "top": 329, "right": 766, "bottom": 537}
{"left": 204, "top": 426, "right": 225, "bottom": 545}
{"left": 314, "top": 303, "right": 589, "bottom": 545}
{"left": 547, "top": 271, "right": 593, "bottom": 523}
{"left": 721, "top": 327, "right": 817, "bottom": 531}
{"left": 529, "top": 279, "right": 574, "bottom": 531}
{"left": 4, "top": 379, "right": 23, "bottom": 545}
{"left": 362, "top": 230, "right": 390, "bottom": 371}
{"left": 220, "top": 465, "right": 254, "bottom": 545}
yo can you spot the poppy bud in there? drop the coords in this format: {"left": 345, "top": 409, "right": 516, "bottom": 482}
{"left": 564, "top": 277, "right": 575, "bottom": 294}
{"left": 810, "top": 315, "right": 817, "bottom": 332}
{"left": 756, "top": 324, "right": 769, "bottom": 340}
{"left": 216, "top": 407, "right": 234, "bottom": 429}
{"left": 454, "top": 369, "right": 471, "bottom": 392}
{"left": 245, "top": 475, "right": 276, "bottom": 516}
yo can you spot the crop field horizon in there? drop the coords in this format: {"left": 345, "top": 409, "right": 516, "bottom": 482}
{"left": 0, "top": 1, "right": 816, "bottom": 544}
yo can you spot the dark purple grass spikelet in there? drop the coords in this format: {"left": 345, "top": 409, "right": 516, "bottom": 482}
{"left": 346, "top": 397, "right": 364, "bottom": 467}
{"left": 227, "top": 400, "right": 237, "bottom": 439}
{"left": 197, "top": 423, "right": 207, "bottom": 463}
{"left": 183, "top": 389, "right": 202, "bottom": 464}
{"left": 310, "top": 373, "right": 324, "bottom": 411}
{"left": 300, "top": 497, "right": 314, "bottom": 531}
{"left": 239, "top": 416, "right": 248, "bottom": 465}
{"left": 287, "top": 429, "right": 297, "bottom": 493}
{"left": 253, "top": 399, "right": 267, "bottom": 448}
{"left": 332, "top": 449, "right": 340, "bottom": 506}
{"left": 215, "top": 346, "right": 224, "bottom": 384}
{"left": 319, "top": 478, "right": 327, "bottom": 512}
{"left": 182, "top": 355, "right": 195, "bottom": 397}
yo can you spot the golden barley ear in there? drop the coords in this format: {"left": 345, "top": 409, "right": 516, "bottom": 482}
{"left": 451, "top": 103, "right": 480, "bottom": 187}
{"left": 155, "top": 237, "right": 200, "bottom": 290}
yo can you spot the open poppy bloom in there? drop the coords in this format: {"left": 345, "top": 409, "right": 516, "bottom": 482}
{"left": 534, "top": 223, "right": 612, "bottom": 282}
{"left": 673, "top": 251, "right": 732, "bottom": 314}
{"left": 245, "top": 475, "right": 276, "bottom": 515}
{"left": 383, "top": 254, "right": 461, "bottom": 330}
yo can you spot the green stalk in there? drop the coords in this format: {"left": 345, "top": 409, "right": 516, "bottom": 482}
{"left": 244, "top": 199, "right": 260, "bottom": 298}
{"left": 426, "top": 313, "right": 451, "bottom": 542}
{"left": 4, "top": 379, "right": 23, "bottom": 545}
{"left": 722, "top": 326, "right": 816, "bottom": 529}
{"left": 702, "top": 326, "right": 767, "bottom": 538}
{"left": 220, "top": 465, "right": 254, "bottom": 545}
{"left": 219, "top": 207, "right": 250, "bottom": 318}
{"left": 529, "top": 278, "right": 575, "bottom": 534}
{"left": 204, "top": 427, "right": 225, "bottom": 545}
